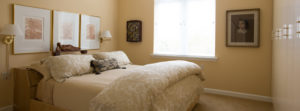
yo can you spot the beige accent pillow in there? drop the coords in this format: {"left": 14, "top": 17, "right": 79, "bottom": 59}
{"left": 46, "top": 55, "right": 95, "bottom": 82}
{"left": 93, "top": 51, "right": 131, "bottom": 65}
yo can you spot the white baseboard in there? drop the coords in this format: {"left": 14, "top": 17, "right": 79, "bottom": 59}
{"left": 0, "top": 105, "right": 13, "bottom": 111}
{"left": 204, "top": 88, "right": 272, "bottom": 102}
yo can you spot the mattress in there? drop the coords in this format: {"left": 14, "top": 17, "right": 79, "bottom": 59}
{"left": 36, "top": 64, "right": 203, "bottom": 111}
{"left": 36, "top": 65, "right": 142, "bottom": 111}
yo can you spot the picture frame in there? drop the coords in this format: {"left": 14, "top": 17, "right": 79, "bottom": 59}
{"left": 226, "top": 9, "right": 260, "bottom": 47}
{"left": 13, "top": 4, "right": 51, "bottom": 54}
{"left": 127, "top": 20, "right": 142, "bottom": 42}
{"left": 53, "top": 11, "right": 80, "bottom": 51}
{"left": 80, "top": 14, "right": 100, "bottom": 50}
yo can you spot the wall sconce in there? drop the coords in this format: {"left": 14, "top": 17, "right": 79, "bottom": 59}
{"left": 0, "top": 24, "right": 23, "bottom": 45}
{"left": 100, "top": 30, "right": 112, "bottom": 43}
{"left": 0, "top": 24, "right": 23, "bottom": 80}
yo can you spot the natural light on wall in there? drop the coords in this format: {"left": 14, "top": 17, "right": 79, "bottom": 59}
{"left": 154, "top": 0, "right": 216, "bottom": 58}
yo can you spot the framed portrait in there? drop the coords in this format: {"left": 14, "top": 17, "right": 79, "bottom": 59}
{"left": 226, "top": 9, "right": 260, "bottom": 47}
{"left": 53, "top": 11, "right": 80, "bottom": 51}
{"left": 80, "top": 14, "right": 100, "bottom": 50}
{"left": 127, "top": 20, "right": 142, "bottom": 42}
{"left": 13, "top": 4, "right": 51, "bottom": 54}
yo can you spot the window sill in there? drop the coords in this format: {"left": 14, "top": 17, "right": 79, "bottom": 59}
{"left": 151, "top": 54, "right": 218, "bottom": 62}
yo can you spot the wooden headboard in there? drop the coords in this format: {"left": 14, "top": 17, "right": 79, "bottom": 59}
{"left": 14, "top": 68, "right": 68, "bottom": 111}
{"left": 14, "top": 68, "right": 42, "bottom": 111}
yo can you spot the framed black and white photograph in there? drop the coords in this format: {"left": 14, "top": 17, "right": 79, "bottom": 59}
{"left": 53, "top": 11, "right": 80, "bottom": 51}
{"left": 13, "top": 4, "right": 51, "bottom": 54}
{"left": 226, "top": 9, "right": 260, "bottom": 47}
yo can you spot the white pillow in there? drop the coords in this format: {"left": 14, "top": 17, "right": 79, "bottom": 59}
{"left": 93, "top": 51, "right": 131, "bottom": 65}
{"left": 45, "top": 55, "right": 95, "bottom": 82}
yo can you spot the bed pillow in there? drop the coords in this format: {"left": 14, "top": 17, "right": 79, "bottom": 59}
{"left": 90, "top": 58, "right": 120, "bottom": 74}
{"left": 45, "top": 55, "right": 95, "bottom": 82}
{"left": 93, "top": 51, "right": 131, "bottom": 65}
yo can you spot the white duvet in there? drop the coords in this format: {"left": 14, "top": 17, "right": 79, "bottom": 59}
{"left": 90, "top": 60, "right": 204, "bottom": 111}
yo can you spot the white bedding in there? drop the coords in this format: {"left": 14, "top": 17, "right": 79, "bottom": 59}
{"left": 36, "top": 62, "right": 204, "bottom": 111}
{"left": 90, "top": 60, "right": 204, "bottom": 111}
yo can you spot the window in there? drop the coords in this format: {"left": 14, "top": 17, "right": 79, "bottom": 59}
{"left": 154, "top": 0, "right": 216, "bottom": 58}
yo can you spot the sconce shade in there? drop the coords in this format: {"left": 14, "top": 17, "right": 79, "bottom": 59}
{"left": 0, "top": 24, "right": 23, "bottom": 36}
{"left": 101, "top": 30, "right": 112, "bottom": 38}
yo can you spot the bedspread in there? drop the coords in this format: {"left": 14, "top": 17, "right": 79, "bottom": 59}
{"left": 90, "top": 60, "right": 204, "bottom": 111}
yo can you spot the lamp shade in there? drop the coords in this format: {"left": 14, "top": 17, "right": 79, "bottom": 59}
{"left": 101, "top": 30, "right": 112, "bottom": 38}
{"left": 0, "top": 24, "right": 23, "bottom": 36}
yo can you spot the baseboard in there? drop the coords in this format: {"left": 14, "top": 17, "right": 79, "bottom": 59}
{"left": 204, "top": 88, "right": 272, "bottom": 102}
{"left": 0, "top": 105, "right": 13, "bottom": 111}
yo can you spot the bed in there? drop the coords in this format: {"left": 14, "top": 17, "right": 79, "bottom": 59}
{"left": 13, "top": 51, "right": 204, "bottom": 111}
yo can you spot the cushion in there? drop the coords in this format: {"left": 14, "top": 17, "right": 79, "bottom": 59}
{"left": 92, "top": 51, "right": 131, "bottom": 65}
{"left": 45, "top": 55, "right": 95, "bottom": 82}
{"left": 91, "top": 59, "right": 120, "bottom": 74}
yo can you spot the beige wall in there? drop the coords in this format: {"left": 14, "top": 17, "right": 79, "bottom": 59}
{"left": 0, "top": 0, "right": 119, "bottom": 107}
{"left": 118, "top": 0, "right": 273, "bottom": 97}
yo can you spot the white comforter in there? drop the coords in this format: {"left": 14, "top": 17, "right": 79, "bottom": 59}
{"left": 90, "top": 60, "right": 204, "bottom": 111}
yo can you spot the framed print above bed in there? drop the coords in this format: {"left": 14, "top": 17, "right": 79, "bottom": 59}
{"left": 53, "top": 11, "right": 80, "bottom": 51}
{"left": 80, "top": 14, "right": 100, "bottom": 50}
{"left": 13, "top": 4, "right": 51, "bottom": 54}
{"left": 226, "top": 9, "right": 260, "bottom": 47}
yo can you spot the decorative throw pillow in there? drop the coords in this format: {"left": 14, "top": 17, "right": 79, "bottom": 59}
{"left": 92, "top": 51, "right": 131, "bottom": 66}
{"left": 90, "top": 59, "right": 121, "bottom": 74}
{"left": 45, "top": 55, "right": 95, "bottom": 82}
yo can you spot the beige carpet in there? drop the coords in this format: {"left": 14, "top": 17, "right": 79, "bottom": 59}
{"left": 193, "top": 93, "right": 273, "bottom": 111}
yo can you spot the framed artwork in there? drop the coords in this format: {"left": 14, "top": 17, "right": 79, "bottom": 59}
{"left": 226, "top": 9, "right": 260, "bottom": 47}
{"left": 127, "top": 20, "right": 142, "bottom": 42}
{"left": 80, "top": 14, "right": 100, "bottom": 50}
{"left": 13, "top": 4, "right": 51, "bottom": 54}
{"left": 53, "top": 11, "right": 80, "bottom": 51}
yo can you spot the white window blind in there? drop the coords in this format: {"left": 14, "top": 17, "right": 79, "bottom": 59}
{"left": 154, "top": 0, "right": 216, "bottom": 57}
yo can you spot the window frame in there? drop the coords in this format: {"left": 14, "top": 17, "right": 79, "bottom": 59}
{"left": 153, "top": 0, "right": 217, "bottom": 60}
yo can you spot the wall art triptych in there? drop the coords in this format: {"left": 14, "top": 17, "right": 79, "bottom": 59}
{"left": 13, "top": 4, "right": 101, "bottom": 54}
{"left": 80, "top": 14, "right": 100, "bottom": 50}
{"left": 14, "top": 5, "right": 51, "bottom": 54}
{"left": 53, "top": 11, "right": 80, "bottom": 51}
